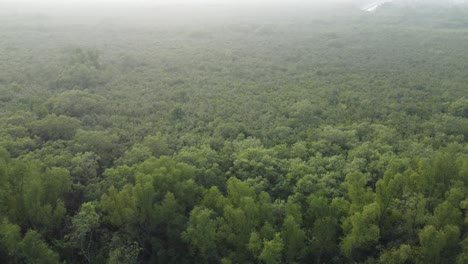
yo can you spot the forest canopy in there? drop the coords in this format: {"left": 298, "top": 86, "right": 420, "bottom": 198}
{"left": 0, "top": 1, "right": 468, "bottom": 263}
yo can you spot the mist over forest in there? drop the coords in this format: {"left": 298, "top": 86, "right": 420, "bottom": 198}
{"left": 0, "top": 0, "right": 467, "bottom": 263}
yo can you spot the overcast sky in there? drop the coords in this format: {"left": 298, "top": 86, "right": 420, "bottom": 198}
{"left": 0, "top": 0, "right": 369, "bottom": 18}
{"left": 0, "top": 0, "right": 366, "bottom": 5}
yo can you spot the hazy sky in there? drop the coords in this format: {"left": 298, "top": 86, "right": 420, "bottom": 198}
{"left": 0, "top": 0, "right": 364, "bottom": 5}
{"left": 0, "top": 0, "right": 368, "bottom": 18}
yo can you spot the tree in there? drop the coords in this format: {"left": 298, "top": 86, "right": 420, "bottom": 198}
{"left": 259, "top": 233, "right": 284, "bottom": 264}
{"left": 457, "top": 237, "right": 468, "bottom": 264}
{"left": 345, "top": 171, "right": 375, "bottom": 213}
{"left": 0, "top": 219, "right": 22, "bottom": 262}
{"left": 46, "top": 90, "right": 106, "bottom": 118}
{"left": 341, "top": 203, "right": 380, "bottom": 260}
{"left": 418, "top": 225, "right": 460, "bottom": 264}
{"left": 20, "top": 230, "right": 60, "bottom": 264}
{"left": 431, "top": 201, "right": 463, "bottom": 228}
{"left": 281, "top": 216, "right": 306, "bottom": 262}
{"left": 107, "top": 241, "right": 141, "bottom": 264}
{"left": 142, "top": 133, "right": 171, "bottom": 157}
{"left": 182, "top": 207, "right": 219, "bottom": 261}
{"left": 52, "top": 62, "right": 100, "bottom": 90}
{"left": 29, "top": 114, "right": 81, "bottom": 141}
{"left": 23, "top": 167, "right": 70, "bottom": 232}
{"left": 70, "top": 152, "right": 100, "bottom": 185}
{"left": 378, "top": 244, "right": 414, "bottom": 264}
{"left": 248, "top": 232, "right": 262, "bottom": 256}
{"left": 74, "top": 129, "right": 121, "bottom": 167}
{"left": 0, "top": 220, "right": 59, "bottom": 264}
{"left": 117, "top": 144, "right": 151, "bottom": 166}
{"left": 66, "top": 202, "right": 100, "bottom": 264}
{"left": 100, "top": 185, "right": 136, "bottom": 227}
{"left": 448, "top": 98, "right": 468, "bottom": 118}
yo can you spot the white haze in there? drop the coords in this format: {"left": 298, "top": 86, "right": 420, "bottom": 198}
{"left": 0, "top": 0, "right": 369, "bottom": 9}
{"left": 0, "top": 0, "right": 370, "bottom": 23}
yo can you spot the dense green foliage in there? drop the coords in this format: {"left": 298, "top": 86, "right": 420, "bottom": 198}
{"left": 0, "top": 2, "right": 468, "bottom": 263}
